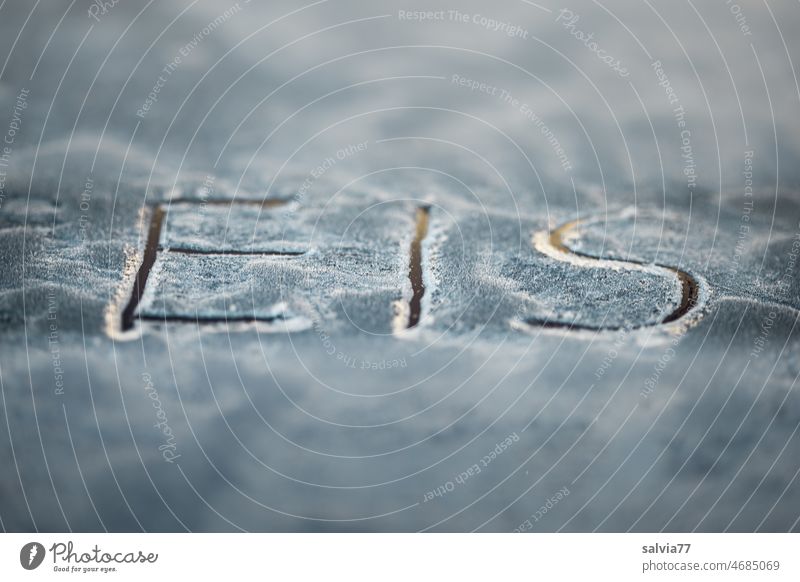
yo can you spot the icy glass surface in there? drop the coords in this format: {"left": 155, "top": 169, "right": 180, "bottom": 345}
{"left": 1, "top": 0, "right": 799, "bottom": 533}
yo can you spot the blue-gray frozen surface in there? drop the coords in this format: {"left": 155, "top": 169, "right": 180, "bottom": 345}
{"left": 1, "top": 0, "right": 799, "bottom": 531}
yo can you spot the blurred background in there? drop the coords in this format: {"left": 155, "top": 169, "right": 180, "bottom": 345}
{"left": 1, "top": 0, "right": 799, "bottom": 532}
